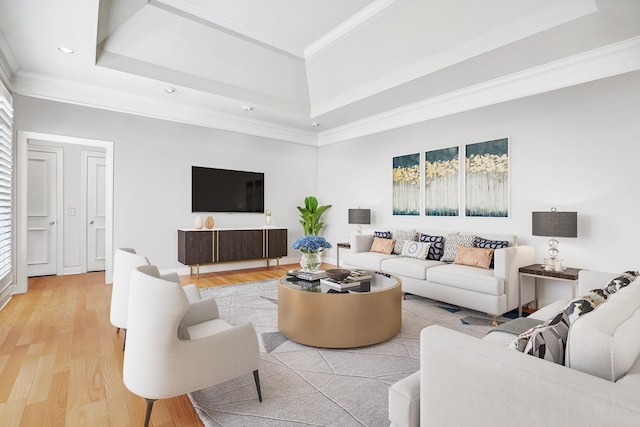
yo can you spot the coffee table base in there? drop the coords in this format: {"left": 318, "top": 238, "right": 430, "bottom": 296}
{"left": 277, "top": 278, "right": 402, "bottom": 348}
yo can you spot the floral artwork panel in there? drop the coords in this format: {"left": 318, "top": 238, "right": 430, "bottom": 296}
{"left": 393, "top": 153, "right": 420, "bottom": 216}
{"left": 425, "top": 146, "right": 459, "bottom": 216}
{"left": 465, "top": 138, "right": 509, "bottom": 217}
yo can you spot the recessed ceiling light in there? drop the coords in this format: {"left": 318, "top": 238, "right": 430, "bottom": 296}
{"left": 311, "top": 122, "right": 320, "bottom": 127}
{"left": 243, "top": 105, "right": 253, "bottom": 111}
{"left": 58, "top": 46, "right": 75, "bottom": 54}
{"left": 164, "top": 87, "right": 177, "bottom": 94}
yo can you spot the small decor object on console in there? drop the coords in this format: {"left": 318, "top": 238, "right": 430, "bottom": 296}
{"left": 194, "top": 215, "right": 203, "bottom": 229}
{"left": 265, "top": 209, "right": 272, "bottom": 226}
{"left": 292, "top": 235, "right": 333, "bottom": 272}
{"left": 204, "top": 215, "right": 214, "bottom": 229}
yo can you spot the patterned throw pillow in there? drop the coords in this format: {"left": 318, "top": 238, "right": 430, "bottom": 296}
{"left": 373, "top": 230, "right": 392, "bottom": 239}
{"left": 476, "top": 237, "right": 508, "bottom": 268}
{"left": 440, "top": 234, "right": 476, "bottom": 262}
{"left": 419, "top": 234, "right": 444, "bottom": 260}
{"left": 509, "top": 270, "right": 640, "bottom": 364}
{"left": 401, "top": 241, "right": 430, "bottom": 260}
{"left": 392, "top": 230, "right": 418, "bottom": 255}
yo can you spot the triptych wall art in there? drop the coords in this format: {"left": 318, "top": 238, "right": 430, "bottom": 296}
{"left": 393, "top": 138, "right": 509, "bottom": 218}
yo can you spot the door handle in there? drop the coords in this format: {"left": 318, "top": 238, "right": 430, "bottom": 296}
{"left": 49, "top": 220, "right": 55, "bottom": 225}
{"left": 89, "top": 220, "right": 94, "bottom": 224}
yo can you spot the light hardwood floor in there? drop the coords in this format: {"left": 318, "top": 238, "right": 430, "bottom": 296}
{"left": 0, "top": 262, "right": 320, "bottom": 427}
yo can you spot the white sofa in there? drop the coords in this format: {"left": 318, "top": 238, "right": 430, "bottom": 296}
{"left": 341, "top": 230, "right": 535, "bottom": 322}
{"left": 389, "top": 270, "right": 640, "bottom": 427}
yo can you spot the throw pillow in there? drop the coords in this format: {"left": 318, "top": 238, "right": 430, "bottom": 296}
{"left": 441, "top": 234, "right": 476, "bottom": 262}
{"left": 401, "top": 241, "right": 430, "bottom": 260}
{"left": 522, "top": 311, "right": 571, "bottom": 364}
{"left": 476, "top": 237, "right": 508, "bottom": 268}
{"left": 373, "top": 230, "right": 392, "bottom": 239}
{"left": 453, "top": 246, "right": 494, "bottom": 269}
{"left": 370, "top": 237, "right": 395, "bottom": 254}
{"left": 392, "top": 230, "right": 418, "bottom": 255}
{"left": 419, "top": 234, "right": 445, "bottom": 260}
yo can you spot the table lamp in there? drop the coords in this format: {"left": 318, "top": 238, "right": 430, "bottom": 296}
{"left": 348, "top": 208, "right": 371, "bottom": 235}
{"left": 532, "top": 207, "right": 577, "bottom": 271}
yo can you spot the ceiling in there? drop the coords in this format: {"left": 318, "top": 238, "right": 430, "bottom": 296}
{"left": 0, "top": 0, "right": 639, "bottom": 146}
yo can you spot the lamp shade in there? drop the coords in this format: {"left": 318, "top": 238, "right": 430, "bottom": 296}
{"left": 348, "top": 209, "right": 371, "bottom": 225}
{"left": 532, "top": 210, "right": 577, "bottom": 237}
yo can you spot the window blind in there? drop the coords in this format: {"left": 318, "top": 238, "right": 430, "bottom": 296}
{"left": 0, "top": 93, "right": 13, "bottom": 285}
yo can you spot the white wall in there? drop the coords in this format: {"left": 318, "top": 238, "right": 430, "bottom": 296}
{"left": 14, "top": 97, "right": 318, "bottom": 275}
{"left": 318, "top": 70, "right": 640, "bottom": 306}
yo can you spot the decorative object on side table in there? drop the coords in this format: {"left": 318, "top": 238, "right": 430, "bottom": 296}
{"left": 292, "top": 235, "right": 332, "bottom": 272}
{"left": 348, "top": 208, "right": 371, "bottom": 235}
{"left": 532, "top": 207, "right": 577, "bottom": 272}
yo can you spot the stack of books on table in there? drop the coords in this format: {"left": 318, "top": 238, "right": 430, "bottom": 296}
{"left": 348, "top": 269, "right": 373, "bottom": 280}
{"left": 320, "top": 276, "right": 367, "bottom": 292}
{"left": 287, "top": 269, "right": 327, "bottom": 281}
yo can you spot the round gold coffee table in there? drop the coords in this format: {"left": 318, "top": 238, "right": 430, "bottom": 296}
{"left": 278, "top": 272, "right": 402, "bottom": 348}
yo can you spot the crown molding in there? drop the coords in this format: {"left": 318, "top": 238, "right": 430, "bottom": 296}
{"left": 317, "top": 36, "right": 640, "bottom": 146}
{"left": 12, "top": 71, "right": 317, "bottom": 146}
{"left": 304, "top": 0, "right": 398, "bottom": 59}
{"left": 0, "top": 29, "right": 18, "bottom": 92}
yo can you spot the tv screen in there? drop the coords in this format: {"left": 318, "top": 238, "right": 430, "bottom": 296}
{"left": 192, "top": 166, "right": 264, "bottom": 213}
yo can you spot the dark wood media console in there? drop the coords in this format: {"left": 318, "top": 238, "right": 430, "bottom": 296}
{"left": 178, "top": 227, "right": 288, "bottom": 276}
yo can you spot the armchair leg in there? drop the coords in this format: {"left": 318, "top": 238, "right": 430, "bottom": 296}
{"left": 116, "top": 327, "right": 121, "bottom": 334}
{"left": 253, "top": 370, "right": 263, "bottom": 402}
{"left": 144, "top": 399, "right": 156, "bottom": 427}
{"left": 122, "top": 329, "right": 127, "bottom": 351}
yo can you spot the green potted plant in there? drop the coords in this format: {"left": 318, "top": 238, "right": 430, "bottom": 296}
{"left": 297, "top": 196, "right": 331, "bottom": 236}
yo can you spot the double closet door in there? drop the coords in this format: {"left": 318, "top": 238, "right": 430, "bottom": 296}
{"left": 27, "top": 146, "right": 106, "bottom": 277}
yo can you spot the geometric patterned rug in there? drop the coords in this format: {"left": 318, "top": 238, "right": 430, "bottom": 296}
{"left": 189, "top": 280, "right": 510, "bottom": 426}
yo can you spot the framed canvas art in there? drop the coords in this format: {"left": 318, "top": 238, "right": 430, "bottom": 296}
{"left": 425, "top": 146, "right": 459, "bottom": 216}
{"left": 392, "top": 153, "right": 420, "bottom": 215}
{"left": 465, "top": 138, "right": 509, "bottom": 217}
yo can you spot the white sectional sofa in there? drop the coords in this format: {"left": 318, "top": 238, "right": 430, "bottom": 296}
{"left": 389, "top": 270, "right": 640, "bottom": 427}
{"left": 341, "top": 230, "right": 535, "bottom": 322}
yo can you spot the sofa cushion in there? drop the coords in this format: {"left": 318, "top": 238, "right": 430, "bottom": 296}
{"left": 341, "top": 251, "right": 397, "bottom": 271}
{"left": 401, "top": 241, "right": 430, "bottom": 260}
{"left": 418, "top": 233, "right": 444, "bottom": 260}
{"left": 567, "top": 281, "right": 640, "bottom": 381}
{"left": 441, "top": 234, "right": 476, "bottom": 262}
{"left": 381, "top": 257, "right": 444, "bottom": 280}
{"left": 454, "top": 246, "right": 494, "bottom": 269}
{"left": 371, "top": 237, "right": 395, "bottom": 254}
{"left": 392, "top": 230, "right": 418, "bottom": 255}
{"left": 426, "top": 264, "right": 503, "bottom": 295}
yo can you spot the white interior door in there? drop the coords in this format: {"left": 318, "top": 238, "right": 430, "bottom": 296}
{"left": 86, "top": 153, "right": 106, "bottom": 272}
{"left": 27, "top": 150, "right": 59, "bottom": 277}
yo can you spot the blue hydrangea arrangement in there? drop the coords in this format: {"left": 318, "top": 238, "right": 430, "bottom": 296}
{"left": 291, "top": 235, "right": 332, "bottom": 253}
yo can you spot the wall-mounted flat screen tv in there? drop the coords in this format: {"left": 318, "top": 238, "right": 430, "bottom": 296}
{"left": 192, "top": 166, "right": 264, "bottom": 213}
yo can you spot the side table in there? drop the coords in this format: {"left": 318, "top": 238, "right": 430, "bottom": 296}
{"left": 518, "top": 264, "right": 581, "bottom": 317}
{"left": 336, "top": 242, "right": 351, "bottom": 267}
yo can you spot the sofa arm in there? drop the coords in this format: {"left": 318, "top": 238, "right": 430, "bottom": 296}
{"left": 349, "top": 234, "right": 375, "bottom": 253}
{"left": 420, "top": 326, "right": 640, "bottom": 427}
{"left": 493, "top": 245, "right": 535, "bottom": 310}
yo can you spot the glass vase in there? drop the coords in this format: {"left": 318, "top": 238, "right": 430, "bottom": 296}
{"left": 300, "top": 251, "right": 322, "bottom": 272}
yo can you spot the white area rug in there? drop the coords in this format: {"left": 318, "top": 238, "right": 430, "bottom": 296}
{"left": 189, "top": 280, "right": 506, "bottom": 426}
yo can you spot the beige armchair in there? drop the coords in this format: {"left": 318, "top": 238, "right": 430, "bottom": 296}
{"left": 123, "top": 265, "right": 262, "bottom": 427}
{"left": 110, "top": 248, "right": 200, "bottom": 350}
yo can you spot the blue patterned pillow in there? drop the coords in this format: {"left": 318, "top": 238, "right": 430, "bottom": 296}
{"left": 419, "top": 234, "right": 444, "bottom": 260}
{"left": 373, "top": 230, "right": 392, "bottom": 239}
{"left": 476, "top": 237, "right": 508, "bottom": 268}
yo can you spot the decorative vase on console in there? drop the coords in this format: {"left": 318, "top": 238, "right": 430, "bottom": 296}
{"left": 291, "top": 235, "right": 333, "bottom": 273}
{"left": 194, "top": 215, "right": 203, "bottom": 229}
{"left": 205, "top": 215, "right": 214, "bottom": 229}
